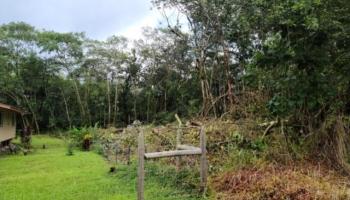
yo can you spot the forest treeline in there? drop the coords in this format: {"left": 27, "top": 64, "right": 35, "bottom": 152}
{"left": 0, "top": 24, "right": 202, "bottom": 130}
{"left": 1, "top": 0, "right": 349, "bottom": 163}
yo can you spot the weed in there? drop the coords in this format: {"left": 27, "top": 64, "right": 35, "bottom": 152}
{"left": 66, "top": 140, "right": 74, "bottom": 156}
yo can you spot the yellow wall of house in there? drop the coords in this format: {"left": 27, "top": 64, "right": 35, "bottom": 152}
{"left": 0, "top": 109, "right": 16, "bottom": 142}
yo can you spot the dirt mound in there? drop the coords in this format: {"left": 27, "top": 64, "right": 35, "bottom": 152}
{"left": 212, "top": 164, "right": 350, "bottom": 200}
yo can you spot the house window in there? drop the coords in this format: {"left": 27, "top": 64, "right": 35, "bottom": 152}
{"left": 0, "top": 112, "right": 3, "bottom": 127}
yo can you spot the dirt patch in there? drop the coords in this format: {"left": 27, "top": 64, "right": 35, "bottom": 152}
{"left": 212, "top": 164, "right": 350, "bottom": 200}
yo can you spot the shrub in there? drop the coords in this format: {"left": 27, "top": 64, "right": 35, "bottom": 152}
{"left": 67, "top": 126, "right": 97, "bottom": 151}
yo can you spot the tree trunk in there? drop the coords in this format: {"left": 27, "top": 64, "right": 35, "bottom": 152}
{"left": 23, "top": 95, "right": 40, "bottom": 134}
{"left": 134, "top": 97, "right": 137, "bottom": 121}
{"left": 222, "top": 36, "right": 234, "bottom": 110}
{"left": 73, "top": 79, "right": 86, "bottom": 124}
{"left": 147, "top": 92, "right": 150, "bottom": 122}
{"left": 164, "top": 90, "right": 167, "bottom": 112}
{"left": 85, "top": 71, "right": 92, "bottom": 126}
{"left": 113, "top": 81, "right": 118, "bottom": 127}
{"left": 61, "top": 88, "right": 71, "bottom": 128}
{"left": 107, "top": 76, "right": 111, "bottom": 127}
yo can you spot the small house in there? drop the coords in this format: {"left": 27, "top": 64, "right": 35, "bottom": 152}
{"left": 0, "top": 103, "right": 23, "bottom": 144}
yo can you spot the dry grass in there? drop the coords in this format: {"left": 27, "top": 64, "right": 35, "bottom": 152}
{"left": 98, "top": 118, "right": 350, "bottom": 200}
{"left": 212, "top": 163, "right": 350, "bottom": 200}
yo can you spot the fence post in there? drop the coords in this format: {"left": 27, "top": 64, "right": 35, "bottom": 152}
{"left": 175, "top": 114, "right": 183, "bottom": 171}
{"left": 176, "top": 126, "right": 182, "bottom": 171}
{"left": 126, "top": 146, "right": 131, "bottom": 165}
{"left": 199, "top": 126, "right": 207, "bottom": 192}
{"left": 137, "top": 128, "right": 145, "bottom": 200}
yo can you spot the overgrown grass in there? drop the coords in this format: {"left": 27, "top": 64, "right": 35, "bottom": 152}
{"left": 0, "top": 135, "right": 201, "bottom": 200}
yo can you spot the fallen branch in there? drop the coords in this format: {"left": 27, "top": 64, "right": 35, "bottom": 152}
{"left": 262, "top": 121, "right": 279, "bottom": 138}
{"left": 261, "top": 119, "right": 290, "bottom": 138}
{"left": 175, "top": 114, "right": 182, "bottom": 126}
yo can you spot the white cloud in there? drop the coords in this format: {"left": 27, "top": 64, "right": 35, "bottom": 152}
{"left": 117, "top": 9, "right": 162, "bottom": 41}
{"left": 0, "top": 0, "right": 189, "bottom": 41}
{"left": 117, "top": 7, "right": 189, "bottom": 41}
{"left": 0, "top": 0, "right": 155, "bottom": 40}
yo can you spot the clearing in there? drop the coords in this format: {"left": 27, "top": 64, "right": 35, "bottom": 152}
{"left": 0, "top": 135, "right": 199, "bottom": 200}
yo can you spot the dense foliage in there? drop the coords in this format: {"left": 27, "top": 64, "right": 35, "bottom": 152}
{"left": 0, "top": 0, "right": 349, "bottom": 156}
{"left": 0, "top": 23, "right": 202, "bottom": 130}
{"left": 1, "top": 1, "right": 350, "bottom": 198}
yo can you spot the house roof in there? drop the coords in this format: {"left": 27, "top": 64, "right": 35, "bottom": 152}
{"left": 0, "top": 103, "right": 25, "bottom": 114}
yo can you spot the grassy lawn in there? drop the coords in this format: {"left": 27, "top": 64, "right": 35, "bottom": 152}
{"left": 0, "top": 135, "right": 200, "bottom": 200}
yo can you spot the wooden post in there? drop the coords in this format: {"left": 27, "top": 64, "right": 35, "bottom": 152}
{"left": 126, "top": 146, "right": 131, "bottom": 165}
{"left": 175, "top": 114, "right": 183, "bottom": 171}
{"left": 136, "top": 123, "right": 207, "bottom": 199}
{"left": 144, "top": 149, "right": 202, "bottom": 159}
{"left": 199, "top": 126, "right": 207, "bottom": 192}
{"left": 137, "top": 128, "right": 145, "bottom": 200}
{"left": 175, "top": 126, "right": 182, "bottom": 171}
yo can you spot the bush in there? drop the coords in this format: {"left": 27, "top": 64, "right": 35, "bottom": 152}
{"left": 67, "top": 126, "right": 98, "bottom": 151}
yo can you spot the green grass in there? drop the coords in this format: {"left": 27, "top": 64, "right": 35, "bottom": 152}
{"left": 0, "top": 135, "right": 200, "bottom": 200}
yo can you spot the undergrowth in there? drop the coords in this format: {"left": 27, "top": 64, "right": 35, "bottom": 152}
{"left": 43, "top": 118, "right": 350, "bottom": 200}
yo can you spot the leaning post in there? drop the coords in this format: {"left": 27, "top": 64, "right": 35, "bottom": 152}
{"left": 137, "top": 127, "right": 145, "bottom": 200}
{"left": 199, "top": 126, "right": 207, "bottom": 193}
{"left": 175, "top": 114, "right": 183, "bottom": 171}
{"left": 175, "top": 126, "right": 182, "bottom": 171}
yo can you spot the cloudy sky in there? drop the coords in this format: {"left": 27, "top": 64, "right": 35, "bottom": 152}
{"left": 0, "top": 0, "right": 179, "bottom": 40}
